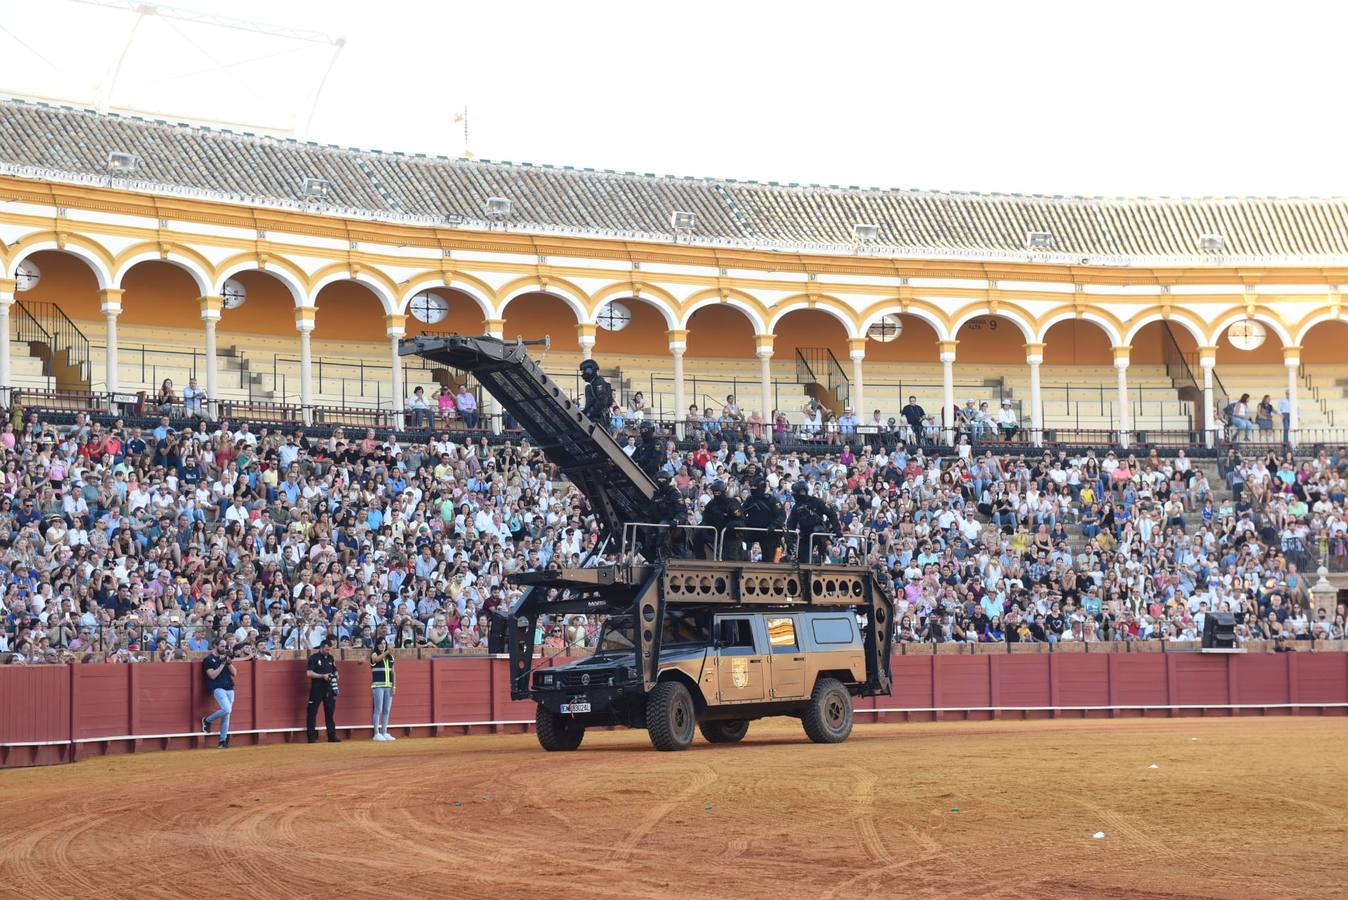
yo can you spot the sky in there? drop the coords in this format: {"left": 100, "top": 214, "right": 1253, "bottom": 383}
{"left": 1, "top": 0, "right": 1346, "bottom": 197}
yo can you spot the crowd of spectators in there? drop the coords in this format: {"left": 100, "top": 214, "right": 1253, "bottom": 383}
{"left": 2, "top": 401, "right": 1347, "bottom": 668}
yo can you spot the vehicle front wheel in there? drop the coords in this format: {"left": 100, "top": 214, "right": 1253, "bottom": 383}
{"left": 647, "top": 681, "right": 696, "bottom": 751}
{"left": 801, "top": 677, "right": 853, "bottom": 744}
{"left": 699, "top": 719, "right": 749, "bottom": 744}
{"left": 535, "top": 705, "right": 585, "bottom": 751}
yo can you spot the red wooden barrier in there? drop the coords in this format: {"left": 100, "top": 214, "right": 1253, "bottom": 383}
{"left": 2, "top": 650, "right": 1347, "bottom": 768}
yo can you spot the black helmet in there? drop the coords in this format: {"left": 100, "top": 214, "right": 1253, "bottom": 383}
{"left": 711, "top": 479, "right": 726, "bottom": 493}
{"left": 579, "top": 359, "right": 599, "bottom": 374}
{"left": 792, "top": 481, "right": 809, "bottom": 496}
{"left": 640, "top": 422, "right": 655, "bottom": 436}
{"left": 749, "top": 478, "right": 766, "bottom": 492}
{"left": 655, "top": 471, "right": 672, "bottom": 486}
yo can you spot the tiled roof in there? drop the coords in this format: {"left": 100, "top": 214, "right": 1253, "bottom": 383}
{"left": 3, "top": 97, "right": 1348, "bottom": 262}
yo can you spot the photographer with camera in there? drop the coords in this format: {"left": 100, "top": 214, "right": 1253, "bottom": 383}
{"left": 200, "top": 637, "right": 236, "bottom": 750}
{"left": 305, "top": 635, "right": 341, "bottom": 744}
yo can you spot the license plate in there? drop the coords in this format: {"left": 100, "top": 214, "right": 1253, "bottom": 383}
{"left": 559, "top": 702, "right": 591, "bottom": 714}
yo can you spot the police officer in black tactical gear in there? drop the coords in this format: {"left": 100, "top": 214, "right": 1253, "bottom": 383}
{"left": 742, "top": 477, "right": 786, "bottom": 563}
{"left": 634, "top": 421, "right": 664, "bottom": 479}
{"left": 786, "top": 480, "right": 840, "bottom": 563}
{"left": 647, "top": 471, "right": 687, "bottom": 559}
{"left": 305, "top": 636, "right": 341, "bottom": 744}
{"left": 697, "top": 479, "right": 745, "bottom": 560}
{"left": 579, "top": 359, "right": 613, "bottom": 428}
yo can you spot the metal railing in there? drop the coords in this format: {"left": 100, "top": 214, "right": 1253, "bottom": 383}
{"left": 15, "top": 299, "right": 91, "bottom": 385}
{"left": 796, "top": 347, "right": 850, "bottom": 411}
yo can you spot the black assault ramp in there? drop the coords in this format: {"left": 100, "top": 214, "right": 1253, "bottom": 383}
{"left": 399, "top": 334, "right": 657, "bottom": 540}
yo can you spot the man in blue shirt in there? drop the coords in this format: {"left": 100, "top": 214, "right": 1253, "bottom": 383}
{"left": 201, "top": 638, "right": 236, "bottom": 749}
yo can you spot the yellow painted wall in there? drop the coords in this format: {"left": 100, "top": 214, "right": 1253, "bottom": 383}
{"left": 19, "top": 250, "right": 103, "bottom": 320}
{"left": 501, "top": 293, "right": 579, "bottom": 350}
{"left": 686, "top": 305, "right": 757, "bottom": 357}
{"left": 593, "top": 298, "right": 669, "bottom": 356}
{"left": 312, "top": 281, "right": 385, "bottom": 339}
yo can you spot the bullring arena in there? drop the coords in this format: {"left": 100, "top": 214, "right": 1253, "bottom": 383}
{"left": 5, "top": 4, "right": 1348, "bottom": 899}
{"left": 2, "top": 717, "right": 1347, "bottom": 899}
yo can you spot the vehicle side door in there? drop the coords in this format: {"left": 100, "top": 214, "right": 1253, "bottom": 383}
{"left": 765, "top": 615, "right": 807, "bottom": 700}
{"left": 714, "top": 615, "right": 766, "bottom": 702}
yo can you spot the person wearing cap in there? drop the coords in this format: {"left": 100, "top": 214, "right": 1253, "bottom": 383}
{"left": 837, "top": 407, "right": 859, "bottom": 436}
{"left": 305, "top": 635, "right": 341, "bottom": 743}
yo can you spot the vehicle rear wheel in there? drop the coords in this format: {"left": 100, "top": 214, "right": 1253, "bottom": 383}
{"left": 647, "top": 681, "right": 696, "bottom": 751}
{"left": 699, "top": 719, "right": 749, "bottom": 744}
{"left": 535, "top": 704, "right": 585, "bottom": 751}
{"left": 801, "top": 677, "right": 853, "bottom": 744}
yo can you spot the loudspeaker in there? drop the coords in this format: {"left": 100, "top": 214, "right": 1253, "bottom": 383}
{"left": 1202, "top": 611, "right": 1237, "bottom": 649}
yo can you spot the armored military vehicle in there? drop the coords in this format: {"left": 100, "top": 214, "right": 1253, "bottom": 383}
{"left": 401, "top": 335, "right": 893, "bottom": 751}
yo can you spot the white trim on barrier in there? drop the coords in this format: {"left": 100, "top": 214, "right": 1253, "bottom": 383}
{"left": 863, "top": 702, "right": 1348, "bottom": 713}
{"left": 2, "top": 719, "right": 536, "bottom": 748}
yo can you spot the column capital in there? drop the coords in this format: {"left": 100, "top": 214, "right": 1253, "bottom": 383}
{"left": 1197, "top": 345, "right": 1218, "bottom": 367}
{"left": 1023, "top": 342, "right": 1045, "bottom": 363}
{"left": 99, "top": 288, "right": 124, "bottom": 316}
{"left": 575, "top": 322, "right": 597, "bottom": 343}
{"left": 1112, "top": 345, "right": 1131, "bottom": 367}
{"left": 295, "top": 306, "right": 316, "bottom": 333}
{"left": 847, "top": 336, "right": 867, "bottom": 359}
{"left": 385, "top": 313, "right": 407, "bottom": 338}
{"left": 198, "top": 295, "right": 223, "bottom": 321}
{"left": 0, "top": 277, "right": 16, "bottom": 298}
{"left": 938, "top": 338, "right": 958, "bottom": 362}
{"left": 667, "top": 328, "right": 688, "bottom": 353}
{"left": 1282, "top": 344, "right": 1303, "bottom": 365}
{"left": 754, "top": 332, "right": 774, "bottom": 357}
{"left": 482, "top": 317, "right": 505, "bottom": 338}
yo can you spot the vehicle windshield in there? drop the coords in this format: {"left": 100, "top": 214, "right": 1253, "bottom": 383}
{"left": 595, "top": 614, "right": 635, "bottom": 652}
{"left": 593, "top": 608, "right": 710, "bottom": 655}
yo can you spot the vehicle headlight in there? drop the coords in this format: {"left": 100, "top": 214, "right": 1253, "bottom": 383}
{"left": 538, "top": 673, "right": 553, "bottom": 686}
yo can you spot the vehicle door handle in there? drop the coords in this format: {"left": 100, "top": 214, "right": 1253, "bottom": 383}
{"left": 749, "top": 659, "right": 762, "bottom": 664}
{"left": 793, "top": 656, "right": 805, "bottom": 662}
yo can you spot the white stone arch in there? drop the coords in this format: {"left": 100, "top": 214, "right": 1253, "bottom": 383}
{"left": 308, "top": 271, "right": 397, "bottom": 315}
{"left": 1120, "top": 311, "right": 1203, "bottom": 347}
{"left": 765, "top": 300, "right": 860, "bottom": 339}
{"left": 1041, "top": 309, "right": 1127, "bottom": 346}
{"left": 678, "top": 295, "right": 768, "bottom": 334}
{"left": 593, "top": 290, "right": 679, "bottom": 331}
{"left": 113, "top": 252, "right": 210, "bottom": 297}
{"left": 396, "top": 279, "right": 493, "bottom": 320}
{"left": 858, "top": 306, "right": 951, "bottom": 342}
{"left": 497, "top": 282, "right": 588, "bottom": 323}
{"left": 212, "top": 262, "right": 307, "bottom": 307}
{"left": 6, "top": 241, "right": 112, "bottom": 290}
{"left": 1293, "top": 308, "right": 1348, "bottom": 346}
{"left": 1209, "top": 307, "right": 1293, "bottom": 347}
{"left": 950, "top": 304, "right": 1035, "bottom": 343}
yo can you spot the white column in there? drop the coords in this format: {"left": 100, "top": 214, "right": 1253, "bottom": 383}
{"left": 296, "top": 308, "right": 315, "bottom": 426}
{"left": 847, "top": 337, "right": 866, "bottom": 422}
{"left": 670, "top": 329, "right": 688, "bottom": 438}
{"left": 1113, "top": 346, "right": 1130, "bottom": 450}
{"left": 199, "top": 295, "right": 221, "bottom": 420}
{"left": 1284, "top": 346, "right": 1301, "bottom": 448}
{"left": 939, "top": 339, "right": 957, "bottom": 445}
{"left": 1025, "top": 342, "right": 1044, "bottom": 446}
{"left": 483, "top": 317, "right": 504, "bottom": 433}
{"left": 98, "top": 289, "right": 123, "bottom": 405}
{"left": 0, "top": 280, "right": 13, "bottom": 407}
{"left": 577, "top": 322, "right": 596, "bottom": 362}
{"left": 1199, "top": 347, "right": 1216, "bottom": 449}
{"left": 756, "top": 333, "right": 774, "bottom": 443}
{"left": 388, "top": 314, "right": 406, "bottom": 431}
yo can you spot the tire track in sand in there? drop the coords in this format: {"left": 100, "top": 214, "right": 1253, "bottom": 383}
{"left": 848, "top": 766, "right": 893, "bottom": 866}
{"left": 614, "top": 761, "right": 719, "bottom": 862}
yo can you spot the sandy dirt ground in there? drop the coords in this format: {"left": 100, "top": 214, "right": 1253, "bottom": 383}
{"left": 1, "top": 717, "right": 1345, "bottom": 899}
